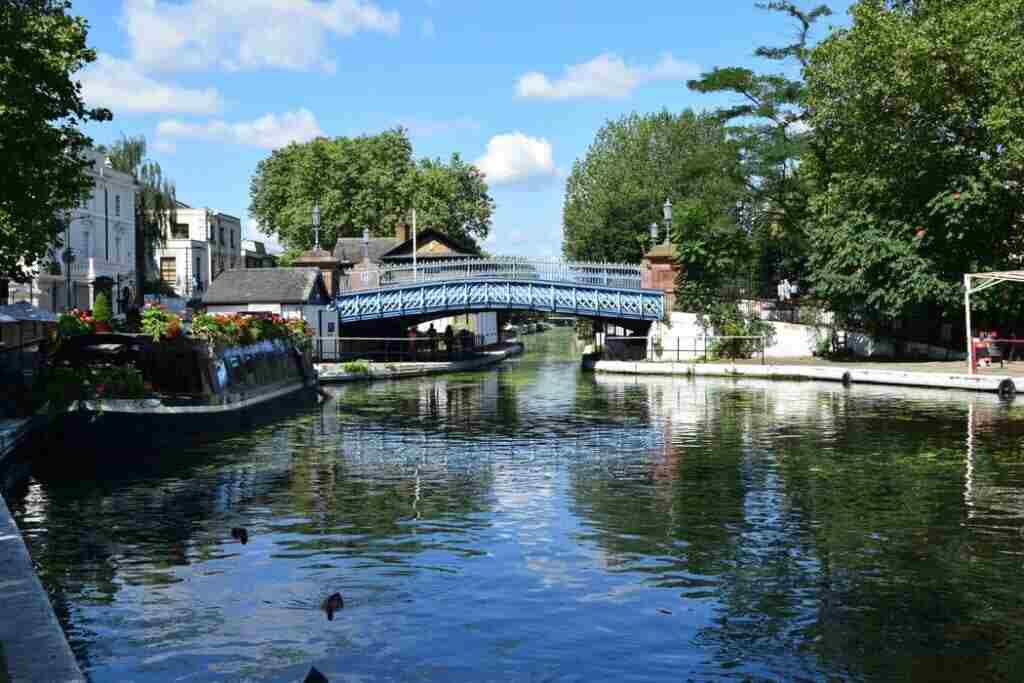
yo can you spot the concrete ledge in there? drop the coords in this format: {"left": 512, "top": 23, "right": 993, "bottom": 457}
{"left": 591, "top": 360, "right": 1015, "bottom": 395}
{"left": 0, "top": 494, "right": 85, "bottom": 682}
{"left": 317, "top": 343, "right": 524, "bottom": 384}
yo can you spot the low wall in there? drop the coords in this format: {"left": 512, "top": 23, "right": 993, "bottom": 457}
{"left": 590, "top": 359, "right": 1015, "bottom": 395}
{"left": 646, "top": 312, "right": 963, "bottom": 361}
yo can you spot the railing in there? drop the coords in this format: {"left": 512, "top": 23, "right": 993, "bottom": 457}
{"left": 313, "top": 335, "right": 486, "bottom": 364}
{"left": 602, "top": 335, "right": 768, "bottom": 364}
{"left": 342, "top": 257, "right": 644, "bottom": 292}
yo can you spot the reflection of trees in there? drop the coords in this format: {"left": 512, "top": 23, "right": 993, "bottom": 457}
{"left": 573, "top": 377, "right": 1024, "bottom": 680}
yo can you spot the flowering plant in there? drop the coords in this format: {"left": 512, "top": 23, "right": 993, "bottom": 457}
{"left": 57, "top": 309, "right": 95, "bottom": 338}
{"left": 190, "top": 312, "right": 309, "bottom": 346}
{"left": 140, "top": 304, "right": 182, "bottom": 341}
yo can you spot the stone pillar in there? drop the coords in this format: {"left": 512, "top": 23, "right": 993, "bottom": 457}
{"left": 293, "top": 248, "right": 342, "bottom": 298}
{"left": 641, "top": 242, "right": 681, "bottom": 318}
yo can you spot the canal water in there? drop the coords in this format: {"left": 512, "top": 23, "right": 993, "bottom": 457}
{"left": 9, "top": 328, "right": 1024, "bottom": 682}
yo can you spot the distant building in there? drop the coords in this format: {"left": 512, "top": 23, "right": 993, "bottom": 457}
{"left": 242, "top": 239, "right": 277, "bottom": 268}
{"left": 201, "top": 267, "right": 329, "bottom": 319}
{"left": 151, "top": 202, "right": 242, "bottom": 298}
{"left": 9, "top": 149, "right": 138, "bottom": 313}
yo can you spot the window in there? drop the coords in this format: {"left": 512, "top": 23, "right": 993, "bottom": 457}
{"left": 171, "top": 223, "right": 189, "bottom": 239}
{"left": 82, "top": 231, "right": 90, "bottom": 258}
{"left": 115, "top": 194, "right": 121, "bottom": 217}
{"left": 230, "top": 230, "right": 234, "bottom": 248}
{"left": 115, "top": 237, "right": 121, "bottom": 264}
{"left": 160, "top": 257, "right": 176, "bottom": 284}
{"left": 219, "top": 227, "right": 225, "bottom": 245}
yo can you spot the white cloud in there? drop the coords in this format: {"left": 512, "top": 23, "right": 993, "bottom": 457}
{"left": 79, "top": 53, "right": 223, "bottom": 114}
{"left": 474, "top": 132, "right": 556, "bottom": 187}
{"left": 396, "top": 116, "right": 479, "bottom": 137}
{"left": 422, "top": 17, "right": 435, "bottom": 37}
{"left": 152, "top": 139, "right": 177, "bottom": 155}
{"left": 516, "top": 52, "right": 700, "bottom": 100}
{"left": 156, "top": 109, "right": 323, "bottom": 149}
{"left": 123, "top": 0, "right": 400, "bottom": 73}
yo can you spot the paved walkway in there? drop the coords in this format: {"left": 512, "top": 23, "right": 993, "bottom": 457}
{"left": 732, "top": 356, "right": 1024, "bottom": 377}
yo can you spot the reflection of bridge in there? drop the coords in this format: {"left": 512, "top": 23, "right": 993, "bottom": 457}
{"left": 331, "top": 258, "right": 665, "bottom": 328}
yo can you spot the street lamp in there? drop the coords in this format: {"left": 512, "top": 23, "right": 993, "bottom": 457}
{"left": 312, "top": 200, "right": 321, "bottom": 250}
{"left": 649, "top": 222, "right": 659, "bottom": 247}
{"left": 61, "top": 247, "right": 76, "bottom": 311}
{"left": 362, "top": 227, "right": 370, "bottom": 261}
{"left": 662, "top": 198, "right": 673, "bottom": 244}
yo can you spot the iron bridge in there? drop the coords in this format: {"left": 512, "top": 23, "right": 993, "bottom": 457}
{"left": 330, "top": 258, "right": 665, "bottom": 324}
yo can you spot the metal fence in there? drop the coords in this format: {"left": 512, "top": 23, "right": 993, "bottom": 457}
{"left": 313, "top": 335, "right": 486, "bottom": 364}
{"left": 342, "top": 257, "right": 644, "bottom": 292}
{"left": 602, "top": 335, "right": 768, "bottom": 364}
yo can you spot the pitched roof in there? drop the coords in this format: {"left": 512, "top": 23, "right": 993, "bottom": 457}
{"left": 333, "top": 237, "right": 401, "bottom": 264}
{"left": 202, "top": 268, "right": 326, "bottom": 305}
{"left": 380, "top": 228, "right": 477, "bottom": 260}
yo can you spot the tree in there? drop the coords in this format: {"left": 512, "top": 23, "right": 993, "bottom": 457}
{"left": 412, "top": 154, "right": 494, "bottom": 247}
{"left": 802, "top": 0, "right": 1024, "bottom": 328}
{"left": 686, "top": 2, "right": 832, "bottom": 293}
{"left": 0, "top": 0, "right": 111, "bottom": 284}
{"left": 249, "top": 129, "right": 493, "bottom": 254}
{"left": 562, "top": 110, "right": 744, "bottom": 264}
{"left": 104, "top": 136, "right": 177, "bottom": 307}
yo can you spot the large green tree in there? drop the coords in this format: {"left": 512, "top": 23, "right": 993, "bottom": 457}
{"left": 0, "top": 0, "right": 111, "bottom": 288}
{"left": 803, "top": 0, "right": 1024, "bottom": 327}
{"left": 103, "top": 135, "right": 177, "bottom": 307}
{"left": 687, "top": 2, "right": 832, "bottom": 291}
{"left": 562, "top": 109, "right": 744, "bottom": 264}
{"left": 249, "top": 129, "right": 493, "bottom": 256}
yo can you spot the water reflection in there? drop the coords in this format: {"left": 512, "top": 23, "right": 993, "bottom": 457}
{"left": 10, "top": 330, "right": 1024, "bottom": 682}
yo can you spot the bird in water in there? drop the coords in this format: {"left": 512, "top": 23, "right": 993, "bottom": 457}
{"left": 231, "top": 527, "right": 249, "bottom": 544}
{"left": 304, "top": 666, "right": 329, "bottom": 683}
{"left": 321, "top": 592, "right": 344, "bottom": 621}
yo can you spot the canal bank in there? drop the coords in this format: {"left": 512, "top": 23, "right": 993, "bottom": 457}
{"left": 587, "top": 358, "right": 1018, "bottom": 396}
{"left": 316, "top": 342, "right": 523, "bottom": 383}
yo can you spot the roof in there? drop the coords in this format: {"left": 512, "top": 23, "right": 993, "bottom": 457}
{"left": 380, "top": 228, "right": 477, "bottom": 260}
{"left": 202, "top": 268, "right": 327, "bottom": 305}
{"left": 0, "top": 303, "right": 58, "bottom": 324}
{"left": 333, "top": 237, "right": 401, "bottom": 264}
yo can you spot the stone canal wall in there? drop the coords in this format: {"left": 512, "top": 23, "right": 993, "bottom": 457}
{"left": 588, "top": 359, "right": 1017, "bottom": 396}
{"left": 317, "top": 343, "right": 524, "bottom": 384}
{"left": 0, "top": 494, "right": 85, "bottom": 682}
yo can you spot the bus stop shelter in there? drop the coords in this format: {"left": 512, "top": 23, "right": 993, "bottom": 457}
{"left": 964, "top": 271, "right": 1024, "bottom": 375}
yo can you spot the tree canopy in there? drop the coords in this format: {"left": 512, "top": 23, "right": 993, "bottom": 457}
{"left": 104, "top": 135, "right": 177, "bottom": 306}
{"left": 562, "top": 110, "right": 744, "bottom": 264}
{"left": 0, "top": 0, "right": 111, "bottom": 283}
{"left": 249, "top": 129, "right": 494, "bottom": 256}
{"left": 803, "top": 0, "right": 1024, "bottom": 324}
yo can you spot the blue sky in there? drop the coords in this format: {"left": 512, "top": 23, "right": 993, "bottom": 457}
{"left": 72, "top": 0, "right": 853, "bottom": 257}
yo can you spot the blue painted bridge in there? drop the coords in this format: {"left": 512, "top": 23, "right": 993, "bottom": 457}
{"left": 330, "top": 258, "right": 665, "bottom": 327}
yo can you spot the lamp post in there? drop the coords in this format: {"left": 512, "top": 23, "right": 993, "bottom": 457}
{"left": 312, "top": 200, "right": 321, "bottom": 250}
{"left": 649, "top": 222, "right": 659, "bottom": 248}
{"left": 62, "top": 248, "right": 76, "bottom": 311}
{"left": 662, "top": 198, "right": 673, "bottom": 245}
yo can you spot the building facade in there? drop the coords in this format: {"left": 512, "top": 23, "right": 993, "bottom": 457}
{"left": 7, "top": 149, "right": 138, "bottom": 314}
{"left": 151, "top": 202, "right": 242, "bottom": 298}
{"left": 242, "top": 240, "right": 277, "bottom": 268}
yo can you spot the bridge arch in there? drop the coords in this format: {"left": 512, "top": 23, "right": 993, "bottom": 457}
{"left": 329, "top": 258, "right": 665, "bottom": 333}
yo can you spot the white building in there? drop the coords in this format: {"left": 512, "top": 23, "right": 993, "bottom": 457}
{"left": 9, "top": 149, "right": 138, "bottom": 313}
{"left": 151, "top": 202, "right": 242, "bottom": 298}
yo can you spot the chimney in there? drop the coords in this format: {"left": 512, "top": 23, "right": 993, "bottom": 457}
{"left": 395, "top": 222, "right": 410, "bottom": 242}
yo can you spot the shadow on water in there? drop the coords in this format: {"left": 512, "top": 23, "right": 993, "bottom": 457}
{"left": 9, "top": 328, "right": 1024, "bottom": 681}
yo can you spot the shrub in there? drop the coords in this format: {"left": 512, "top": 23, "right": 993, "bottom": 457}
{"left": 700, "top": 302, "right": 776, "bottom": 360}
{"left": 93, "top": 292, "right": 112, "bottom": 324}
{"left": 342, "top": 359, "right": 371, "bottom": 375}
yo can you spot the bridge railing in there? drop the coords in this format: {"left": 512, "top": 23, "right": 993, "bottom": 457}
{"left": 341, "top": 257, "right": 644, "bottom": 292}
